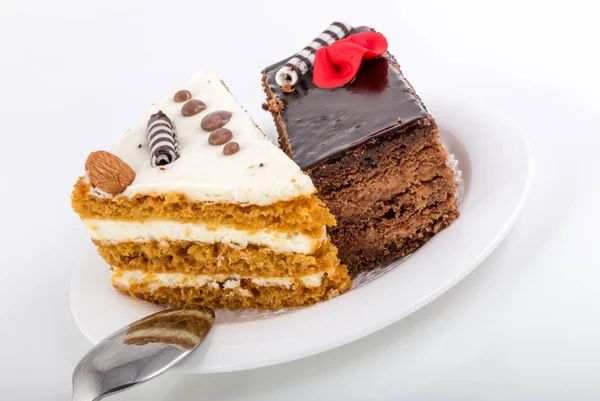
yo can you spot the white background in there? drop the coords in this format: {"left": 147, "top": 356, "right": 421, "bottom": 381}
{"left": 1, "top": 0, "right": 599, "bottom": 400}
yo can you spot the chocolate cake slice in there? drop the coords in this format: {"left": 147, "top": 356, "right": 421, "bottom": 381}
{"left": 262, "top": 26, "right": 459, "bottom": 274}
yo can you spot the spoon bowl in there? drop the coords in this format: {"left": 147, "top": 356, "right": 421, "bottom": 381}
{"left": 72, "top": 307, "right": 214, "bottom": 401}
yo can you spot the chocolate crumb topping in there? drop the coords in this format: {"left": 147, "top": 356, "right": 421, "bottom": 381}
{"left": 281, "top": 83, "right": 295, "bottom": 93}
{"left": 266, "top": 98, "right": 284, "bottom": 113}
{"left": 137, "top": 144, "right": 142, "bottom": 148}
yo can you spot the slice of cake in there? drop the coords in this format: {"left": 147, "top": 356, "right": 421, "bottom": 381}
{"left": 71, "top": 72, "right": 351, "bottom": 309}
{"left": 262, "top": 25, "right": 459, "bottom": 274}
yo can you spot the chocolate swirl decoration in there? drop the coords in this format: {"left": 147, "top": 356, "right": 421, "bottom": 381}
{"left": 147, "top": 111, "right": 180, "bottom": 167}
{"left": 275, "top": 21, "right": 353, "bottom": 87}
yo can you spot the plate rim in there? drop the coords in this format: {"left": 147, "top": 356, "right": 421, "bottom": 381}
{"left": 70, "top": 90, "right": 533, "bottom": 373}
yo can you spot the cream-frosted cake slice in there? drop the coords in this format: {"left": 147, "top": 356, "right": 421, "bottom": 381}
{"left": 71, "top": 72, "right": 350, "bottom": 309}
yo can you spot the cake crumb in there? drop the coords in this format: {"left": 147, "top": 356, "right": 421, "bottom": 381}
{"left": 281, "top": 83, "right": 295, "bottom": 93}
{"left": 137, "top": 144, "right": 142, "bottom": 149}
{"left": 259, "top": 163, "right": 264, "bottom": 167}
{"left": 291, "top": 178, "right": 296, "bottom": 183}
{"left": 159, "top": 167, "right": 166, "bottom": 171}
{"left": 220, "top": 79, "right": 231, "bottom": 93}
{"left": 266, "top": 99, "right": 284, "bottom": 113}
{"left": 397, "top": 117, "right": 403, "bottom": 123}
{"left": 248, "top": 165, "right": 255, "bottom": 169}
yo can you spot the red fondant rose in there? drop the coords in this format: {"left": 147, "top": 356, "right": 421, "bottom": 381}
{"left": 313, "top": 32, "right": 388, "bottom": 89}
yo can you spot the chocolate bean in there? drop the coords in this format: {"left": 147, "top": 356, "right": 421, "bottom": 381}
{"left": 181, "top": 99, "right": 207, "bottom": 116}
{"left": 208, "top": 128, "right": 233, "bottom": 146}
{"left": 201, "top": 110, "right": 232, "bottom": 131}
{"left": 174, "top": 90, "right": 192, "bottom": 103}
{"left": 223, "top": 141, "right": 240, "bottom": 156}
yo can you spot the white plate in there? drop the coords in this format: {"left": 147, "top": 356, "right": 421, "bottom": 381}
{"left": 70, "top": 91, "right": 533, "bottom": 373}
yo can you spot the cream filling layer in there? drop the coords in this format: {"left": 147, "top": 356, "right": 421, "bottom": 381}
{"left": 112, "top": 268, "right": 325, "bottom": 296}
{"left": 84, "top": 219, "right": 325, "bottom": 254}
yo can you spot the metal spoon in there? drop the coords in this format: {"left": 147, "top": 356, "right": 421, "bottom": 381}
{"left": 72, "top": 307, "right": 215, "bottom": 401}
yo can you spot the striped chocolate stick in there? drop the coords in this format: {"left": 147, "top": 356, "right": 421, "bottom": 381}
{"left": 275, "top": 21, "right": 353, "bottom": 87}
{"left": 147, "top": 111, "right": 180, "bottom": 167}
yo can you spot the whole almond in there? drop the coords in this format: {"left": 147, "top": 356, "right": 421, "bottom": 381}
{"left": 85, "top": 151, "right": 135, "bottom": 195}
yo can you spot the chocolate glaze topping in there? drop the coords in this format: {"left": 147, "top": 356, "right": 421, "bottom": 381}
{"left": 263, "top": 26, "right": 430, "bottom": 170}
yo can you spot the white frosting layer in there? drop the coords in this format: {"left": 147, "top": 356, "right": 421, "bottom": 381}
{"left": 112, "top": 269, "right": 325, "bottom": 294}
{"left": 85, "top": 219, "right": 324, "bottom": 254}
{"left": 106, "top": 71, "right": 314, "bottom": 205}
